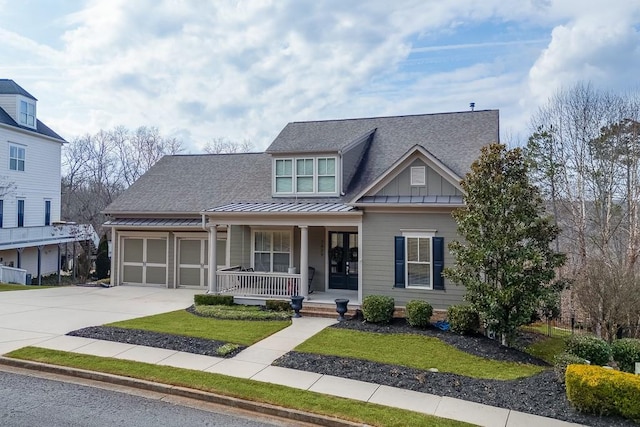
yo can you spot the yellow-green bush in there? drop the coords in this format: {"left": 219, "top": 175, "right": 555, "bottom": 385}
{"left": 566, "top": 364, "right": 640, "bottom": 423}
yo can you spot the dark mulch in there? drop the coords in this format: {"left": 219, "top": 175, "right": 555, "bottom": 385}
{"left": 273, "top": 318, "right": 636, "bottom": 427}
{"left": 67, "top": 326, "right": 245, "bottom": 358}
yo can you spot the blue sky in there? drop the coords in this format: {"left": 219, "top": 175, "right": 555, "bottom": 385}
{"left": 1, "top": 0, "right": 639, "bottom": 152}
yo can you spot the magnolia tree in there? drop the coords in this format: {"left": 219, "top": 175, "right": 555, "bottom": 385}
{"left": 445, "top": 143, "right": 566, "bottom": 346}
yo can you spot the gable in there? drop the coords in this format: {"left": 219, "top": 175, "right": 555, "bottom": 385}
{"left": 374, "top": 159, "right": 462, "bottom": 197}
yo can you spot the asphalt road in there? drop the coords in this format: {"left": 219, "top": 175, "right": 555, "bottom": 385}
{"left": 0, "top": 368, "right": 293, "bottom": 427}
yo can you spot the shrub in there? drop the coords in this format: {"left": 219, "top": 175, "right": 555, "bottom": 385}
{"left": 194, "top": 304, "right": 291, "bottom": 320}
{"left": 216, "top": 343, "right": 241, "bottom": 357}
{"left": 266, "top": 300, "right": 292, "bottom": 312}
{"left": 553, "top": 352, "right": 588, "bottom": 383}
{"left": 194, "top": 294, "right": 234, "bottom": 306}
{"left": 95, "top": 234, "right": 110, "bottom": 280}
{"left": 565, "top": 334, "right": 612, "bottom": 366}
{"left": 361, "top": 295, "right": 395, "bottom": 324}
{"left": 566, "top": 364, "right": 640, "bottom": 423}
{"left": 447, "top": 305, "right": 480, "bottom": 335}
{"left": 611, "top": 338, "right": 640, "bottom": 374}
{"left": 405, "top": 300, "right": 433, "bottom": 329}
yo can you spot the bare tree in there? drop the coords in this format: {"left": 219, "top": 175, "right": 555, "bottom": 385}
{"left": 62, "top": 126, "right": 183, "bottom": 234}
{"left": 203, "top": 137, "right": 253, "bottom": 154}
{"left": 527, "top": 82, "right": 640, "bottom": 338}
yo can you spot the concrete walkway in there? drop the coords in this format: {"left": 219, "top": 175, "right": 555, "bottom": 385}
{"left": 0, "top": 286, "right": 584, "bottom": 427}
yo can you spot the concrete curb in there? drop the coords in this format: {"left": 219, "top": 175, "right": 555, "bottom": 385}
{"left": 0, "top": 356, "right": 363, "bottom": 427}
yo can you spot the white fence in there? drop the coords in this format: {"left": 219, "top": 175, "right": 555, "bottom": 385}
{"left": 0, "top": 265, "right": 27, "bottom": 285}
{"left": 0, "top": 223, "right": 98, "bottom": 249}
{"left": 216, "top": 269, "right": 300, "bottom": 298}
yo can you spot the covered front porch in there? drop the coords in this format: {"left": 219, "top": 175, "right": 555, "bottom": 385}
{"left": 203, "top": 202, "right": 363, "bottom": 304}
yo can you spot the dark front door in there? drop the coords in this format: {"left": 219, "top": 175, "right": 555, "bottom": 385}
{"left": 328, "top": 232, "right": 358, "bottom": 290}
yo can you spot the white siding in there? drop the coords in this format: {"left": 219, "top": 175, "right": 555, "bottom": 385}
{"left": 0, "top": 95, "right": 18, "bottom": 120}
{"left": 0, "top": 127, "right": 62, "bottom": 228}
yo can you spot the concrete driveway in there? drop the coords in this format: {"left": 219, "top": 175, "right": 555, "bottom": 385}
{"left": 0, "top": 286, "right": 201, "bottom": 355}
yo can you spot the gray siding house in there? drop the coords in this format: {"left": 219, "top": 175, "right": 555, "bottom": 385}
{"left": 104, "top": 110, "right": 499, "bottom": 311}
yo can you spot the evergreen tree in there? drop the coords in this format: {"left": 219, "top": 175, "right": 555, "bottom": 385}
{"left": 95, "top": 234, "right": 110, "bottom": 280}
{"left": 445, "top": 143, "right": 565, "bottom": 346}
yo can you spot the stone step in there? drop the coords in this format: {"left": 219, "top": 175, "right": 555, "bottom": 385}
{"left": 298, "top": 302, "right": 360, "bottom": 319}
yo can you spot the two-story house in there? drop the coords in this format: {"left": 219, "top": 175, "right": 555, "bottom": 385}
{"left": 0, "top": 79, "right": 95, "bottom": 284}
{"left": 104, "top": 110, "right": 499, "bottom": 312}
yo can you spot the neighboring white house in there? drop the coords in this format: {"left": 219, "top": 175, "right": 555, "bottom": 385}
{"left": 0, "top": 79, "right": 96, "bottom": 284}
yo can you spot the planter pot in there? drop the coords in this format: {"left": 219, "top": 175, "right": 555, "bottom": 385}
{"left": 335, "top": 298, "right": 350, "bottom": 321}
{"left": 290, "top": 295, "right": 305, "bottom": 318}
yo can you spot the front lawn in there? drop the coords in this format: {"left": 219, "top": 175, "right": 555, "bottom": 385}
{"left": 0, "top": 283, "right": 55, "bottom": 292}
{"left": 6, "top": 347, "right": 473, "bottom": 427}
{"left": 295, "top": 328, "right": 545, "bottom": 380}
{"left": 106, "top": 309, "right": 290, "bottom": 346}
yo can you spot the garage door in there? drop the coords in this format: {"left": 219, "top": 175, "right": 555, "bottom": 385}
{"left": 178, "top": 239, "right": 208, "bottom": 287}
{"left": 122, "top": 237, "right": 167, "bottom": 286}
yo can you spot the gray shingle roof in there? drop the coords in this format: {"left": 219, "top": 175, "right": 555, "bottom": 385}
{"left": 0, "top": 79, "right": 37, "bottom": 100}
{"left": 105, "top": 110, "right": 499, "bottom": 215}
{"left": 0, "top": 79, "right": 65, "bottom": 142}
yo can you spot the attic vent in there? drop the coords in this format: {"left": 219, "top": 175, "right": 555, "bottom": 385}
{"left": 410, "top": 166, "right": 426, "bottom": 186}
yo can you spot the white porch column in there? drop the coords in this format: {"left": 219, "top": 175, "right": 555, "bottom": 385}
{"left": 207, "top": 224, "right": 218, "bottom": 294}
{"left": 299, "top": 225, "right": 309, "bottom": 297}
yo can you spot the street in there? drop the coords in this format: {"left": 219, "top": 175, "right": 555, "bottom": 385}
{"left": 0, "top": 368, "right": 295, "bottom": 427}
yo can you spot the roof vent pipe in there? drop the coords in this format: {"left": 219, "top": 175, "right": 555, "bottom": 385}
{"left": 470, "top": 102, "right": 475, "bottom": 111}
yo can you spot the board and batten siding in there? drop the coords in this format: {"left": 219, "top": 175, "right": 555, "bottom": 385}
{"left": 375, "top": 159, "right": 462, "bottom": 198}
{"left": 361, "top": 211, "right": 465, "bottom": 310}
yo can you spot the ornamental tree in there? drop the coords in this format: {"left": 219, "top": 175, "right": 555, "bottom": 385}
{"left": 444, "top": 143, "right": 565, "bottom": 346}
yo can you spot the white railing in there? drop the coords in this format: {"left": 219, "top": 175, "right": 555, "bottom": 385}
{"left": 0, "top": 223, "right": 98, "bottom": 249}
{"left": 216, "top": 269, "right": 300, "bottom": 298}
{"left": 0, "top": 265, "right": 27, "bottom": 285}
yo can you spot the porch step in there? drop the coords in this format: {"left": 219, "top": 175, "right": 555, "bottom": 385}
{"left": 299, "top": 302, "right": 361, "bottom": 319}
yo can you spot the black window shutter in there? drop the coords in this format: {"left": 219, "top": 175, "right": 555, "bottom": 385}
{"left": 394, "top": 236, "right": 405, "bottom": 288}
{"left": 433, "top": 237, "right": 445, "bottom": 290}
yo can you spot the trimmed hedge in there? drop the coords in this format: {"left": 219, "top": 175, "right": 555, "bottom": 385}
{"left": 405, "top": 300, "right": 433, "bottom": 329}
{"left": 266, "top": 300, "right": 293, "bottom": 312}
{"left": 566, "top": 364, "right": 640, "bottom": 423}
{"left": 553, "top": 352, "right": 588, "bottom": 383}
{"left": 361, "top": 295, "right": 395, "bottom": 324}
{"left": 611, "top": 338, "right": 640, "bottom": 374}
{"left": 447, "top": 305, "right": 480, "bottom": 335}
{"left": 194, "top": 294, "right": 234, "bottom": 306}
{"left": 565, "top": 334, "right": 611, "bottom": 366}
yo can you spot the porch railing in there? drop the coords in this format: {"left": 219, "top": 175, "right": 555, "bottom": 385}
{"left": 0, "top": 265, "right": 27, "bottom": 285}
{"left": 216, "top": 268, "right": 300, "bottom": 298}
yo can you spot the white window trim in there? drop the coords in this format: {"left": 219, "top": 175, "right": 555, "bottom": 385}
{"left": 272, "top": 156, "right": 339, "bottom": 196}
{"left": 410, "top": 166, "right": 426, "bottom": 186}
{"left": 251, "top": 229, "right": 293, "bottom": 272}
{"left": 9, "top": 144, "right": 26, "bottom": 172}
{"left": 403, "top": 230, "right": 436, "bottom": 290}
{"left": 16, "top": 97, "right": 36, "bottom": 129}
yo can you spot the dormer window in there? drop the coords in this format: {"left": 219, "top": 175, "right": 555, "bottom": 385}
{"left": 19, "top": 100, "right": 36, "bottom": 128}
{"left": 273, "top": 156, "right": 338, "bottom": 196}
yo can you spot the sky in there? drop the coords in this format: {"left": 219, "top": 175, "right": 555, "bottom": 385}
{"left": 1, "top": 0, "right": 640, "bottom": 153}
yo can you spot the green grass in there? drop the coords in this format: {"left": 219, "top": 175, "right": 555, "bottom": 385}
{"left": 295, "top": 329, "right": 545, "bottom": 380}
{"left": 0, "top": 283, "right": 55, "bottom": 291}
{"left": 525, "top": 336, "right": 566, "bottom": 365}
{"left": 106, "top": 309, "right": 290, "bottom": 346}
{"left": 521, "top": 322, "right": 572, "bottom": 338}
{"left": 6, "top": 347, "right": 474, "bottom": 427}
{"left": 194, "top": 304, "right": 291, "bottom": 320}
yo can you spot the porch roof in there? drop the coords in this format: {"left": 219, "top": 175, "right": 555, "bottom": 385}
{"left": 104, "top": 218, "right": 203, "bottom": 228}
{"left": 355, "top": 195, "right": 464, "bottom": 205}
{"left": 205, "top": 202, "right": 359, "bottom": 214}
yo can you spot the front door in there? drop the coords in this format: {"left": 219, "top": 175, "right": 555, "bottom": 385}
{"left": 328, "top": 232, "right": 358, "bottom": 290}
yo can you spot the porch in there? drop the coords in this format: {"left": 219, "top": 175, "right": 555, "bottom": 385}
{"left": 203, "top": 202, "right": 363, "bottom": 304}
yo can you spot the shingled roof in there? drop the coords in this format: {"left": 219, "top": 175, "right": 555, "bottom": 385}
{"left": 105, "top": 110, "right": 499, "bottom": 215}
{"left": 0, "top": 79, "right": 66, "bottom": 142}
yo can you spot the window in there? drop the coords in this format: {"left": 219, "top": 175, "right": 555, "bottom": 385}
{"left": 275, "top": 159, "right": 292, "bottom": 193}
{"left": 17, "top": 199, "right": 24, "bottom": 227}
{"left": 410, "top": 166, "right": 426, "bottom": 186}
{"left": 44, "top": 200, "right": 51, "bottom": 226}
{"left": 394, "top": 232, "right": 445, "bottom": 290}
{"left": 253, "top": 230, "right": 291, "bottom": 272}
{"left": 273, "top": 156, "right": 337, "bottom": 195}
{"left": 0, "top": 200, "right": 3, "bottom": 228}
{"left": 19, "top": 100, "right": 35, "bottom": 127}
{"left": 10, "top": 145, "right": 25, "bottom": 171}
